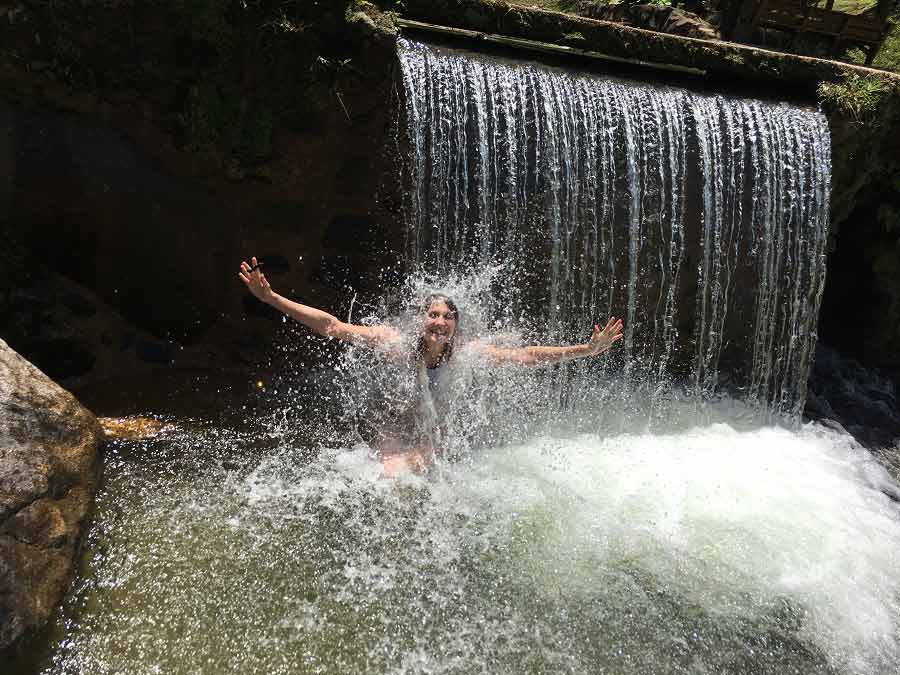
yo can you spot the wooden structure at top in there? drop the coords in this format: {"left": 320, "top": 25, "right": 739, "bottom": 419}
{"left": 751, "top": 0, "right": 892, "bottom": 64}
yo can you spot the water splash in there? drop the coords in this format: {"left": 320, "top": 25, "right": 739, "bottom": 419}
{"left": 38, "top": 413, "right": 900, "bottom": 675}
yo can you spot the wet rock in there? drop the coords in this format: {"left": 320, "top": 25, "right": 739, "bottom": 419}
{"left": 21, "top": 336, "right": 97, "bottom": 381}
{"left": 335, "top": 153, "right": 377, "bottom": 194}
{"left": 59, "top": 291, "right": 97, "bottom": 318}
{"left": 1, "top": 99, "right": 237, "bottom": 341}
{"left": 1, "top": 272, "right": 231, "bottom": 387}
{"left": 323, "top": 214, "right": 386, "bottom": 255}
{"left": 241, "top": 295, "right": 283, "bottom": 321}
{"left": 251, "top": 201, "right": 308, "bottom": 235}
{"left": 815, "top": 417, "right": 850, "bottom": 437}
{"left": 257, "top": 253, "right": 291, "bottom": 275}
{"left": 312, "top": 254, "right": 375, "bottom": 293}
{"left": 135, "top": 339, "right": 173, "bottom": 365}
{"left": 99, "top": 416, "right": 170, "bottom": 441}
{"left": 0, "top": 338, "right": 102, "bottom": 653}
{"left": 119, "top": 331, "right": 135, "bottom": 351}
{"left": 806, "top": 343, "right": 900, "bottom": 450}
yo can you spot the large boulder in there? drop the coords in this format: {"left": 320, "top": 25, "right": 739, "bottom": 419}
{"left": 0, "top": 338, "right": 102, "bottom": 652}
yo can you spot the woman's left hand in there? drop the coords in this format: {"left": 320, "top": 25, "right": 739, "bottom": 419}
{"left": 587, "top": 317, "right": 624, "bottom": 356}
{"left": 238, "top": 256, "right": 274, "bottom": 304}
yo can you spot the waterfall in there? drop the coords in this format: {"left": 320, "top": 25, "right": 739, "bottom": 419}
{"left": 35, "top": 42, "right": 900, "bottom": 675}
{"left": 396, "top": 38, "right": 831, "bottom": 420}
{"left": 29, "top": 38, "right": 900, "bottom": 675}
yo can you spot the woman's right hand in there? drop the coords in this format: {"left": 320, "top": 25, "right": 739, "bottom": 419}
{"left": 238, "top": 256, "right": 274, "bottom": 304}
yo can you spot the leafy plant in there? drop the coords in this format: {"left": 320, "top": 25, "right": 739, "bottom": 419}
{"left": 817, "top": 73, "right": 890, "bottom": 122}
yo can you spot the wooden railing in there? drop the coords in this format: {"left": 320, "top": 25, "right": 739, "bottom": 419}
{"left": 750, "top": 0, "right": 892, "bottom": 64}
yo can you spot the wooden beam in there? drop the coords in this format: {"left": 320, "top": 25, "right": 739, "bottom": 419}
{"left": 394, "top": 18, "right": 708, "bottom": 77}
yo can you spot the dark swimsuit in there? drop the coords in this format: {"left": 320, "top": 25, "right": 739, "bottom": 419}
{"left": 376, "top": 361, "right": 446, "bottom": 455}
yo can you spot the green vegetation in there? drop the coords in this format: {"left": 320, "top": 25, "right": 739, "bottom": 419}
{"left": 0, "top": 0, "right": 398, "bottom": 175}
{"left": 505, "top": 0, "right": 599, "bottom": 12}
{"left": 173, "top": 0, "right": 238, "bottom": 60}
{"left": 171, "top": 0, "right": 257, "bottom": 166}
{"left": 866, "top": 14, "right": 900, "bottom": 73}
{"left": 348, "top": 0, "right": 401, "bottom": 34}
{"left": 832, "top": 0, "right": 879, "bottom": 13}
{"left": 873, "top": 27, "right": 900, "bottom": 71}
{"left": 836, "top": 0, "right": 899, "bottom": 74}
{"left": 173, "top": 0, "right": 372, "bottom": 172}
{"left": 181, "top": 82, "right": 274, "bottom": 166}
{"left": 818, "top": 73, "right": 890, "bottom": 122}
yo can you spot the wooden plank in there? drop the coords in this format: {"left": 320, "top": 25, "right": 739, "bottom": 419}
{"left": 801, "top": 8, "right": 848, "bottom": 36}
{"left": 842, "top": 15, "right": 889, "bottom": 43}
{"left": 752, "top": 0, "right": 806, "bottom": 30}
{"left": 751, "top": 0, "right": 890, "bottom": 50}
{"left": 394, "top": 17, "right": 708, "bottom": 77}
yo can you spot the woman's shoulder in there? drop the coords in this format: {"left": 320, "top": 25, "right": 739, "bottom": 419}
{"left": 367, "top": 326, "right": 415, "bottom": 362}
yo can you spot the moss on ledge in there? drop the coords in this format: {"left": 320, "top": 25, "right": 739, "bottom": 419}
{"left": 819, "top": 74, "right": 892, "bottom": 123}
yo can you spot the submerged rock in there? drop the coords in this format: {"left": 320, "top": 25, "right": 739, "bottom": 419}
{"left": 0, "top": 338, "right": 102, "bottom": 653}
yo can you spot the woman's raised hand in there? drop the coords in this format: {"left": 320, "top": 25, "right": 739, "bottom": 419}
{"left": 238, "top": 256, "right": 274, "bottom": 304}
{"left": 587, "top": 317, "right": 624, "bottom": 356}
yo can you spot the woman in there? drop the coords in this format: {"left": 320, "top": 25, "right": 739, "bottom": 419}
{"left": 238, "top": 256, "right": 623, "bottom": 474}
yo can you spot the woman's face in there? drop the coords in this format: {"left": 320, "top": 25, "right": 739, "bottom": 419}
{"left": 422, "top": 300, "right": 457, "bottom": 351}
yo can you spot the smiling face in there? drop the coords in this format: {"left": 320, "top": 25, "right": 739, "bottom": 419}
{"left": 422, "top": 299, "right": 458, "bottom": 355}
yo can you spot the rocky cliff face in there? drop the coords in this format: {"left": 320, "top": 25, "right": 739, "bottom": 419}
{"left": 818, "top": 89, "right": 900, "bottom": 375}
{"left": 0, "top": 338, "right": 103, "bottom": 653}
{"left": 0, "top": 0, "right": 402, "bottom": 383}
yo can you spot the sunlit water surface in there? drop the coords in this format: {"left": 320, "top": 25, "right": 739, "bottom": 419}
{"left": 33, "top": 386, "right": 900, "bottom": 675}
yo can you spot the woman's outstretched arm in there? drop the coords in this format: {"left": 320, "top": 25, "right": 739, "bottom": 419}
{"left": 480, "top": 317, "right": 623, "bottom": 366}
{"left": 238, "top": 256, "right": 399, "bottom": 348}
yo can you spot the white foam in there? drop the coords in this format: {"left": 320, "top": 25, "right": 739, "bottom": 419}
{"left": 44, "top": 394, "right": 900, "bottom": 675}
{"left": 425, "top": 421, "right": 900, "bottom": 673}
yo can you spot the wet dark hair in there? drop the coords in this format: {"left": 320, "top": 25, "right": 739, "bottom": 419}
{"left": 416, "top": 294, "right": 459, "bottom": 365}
